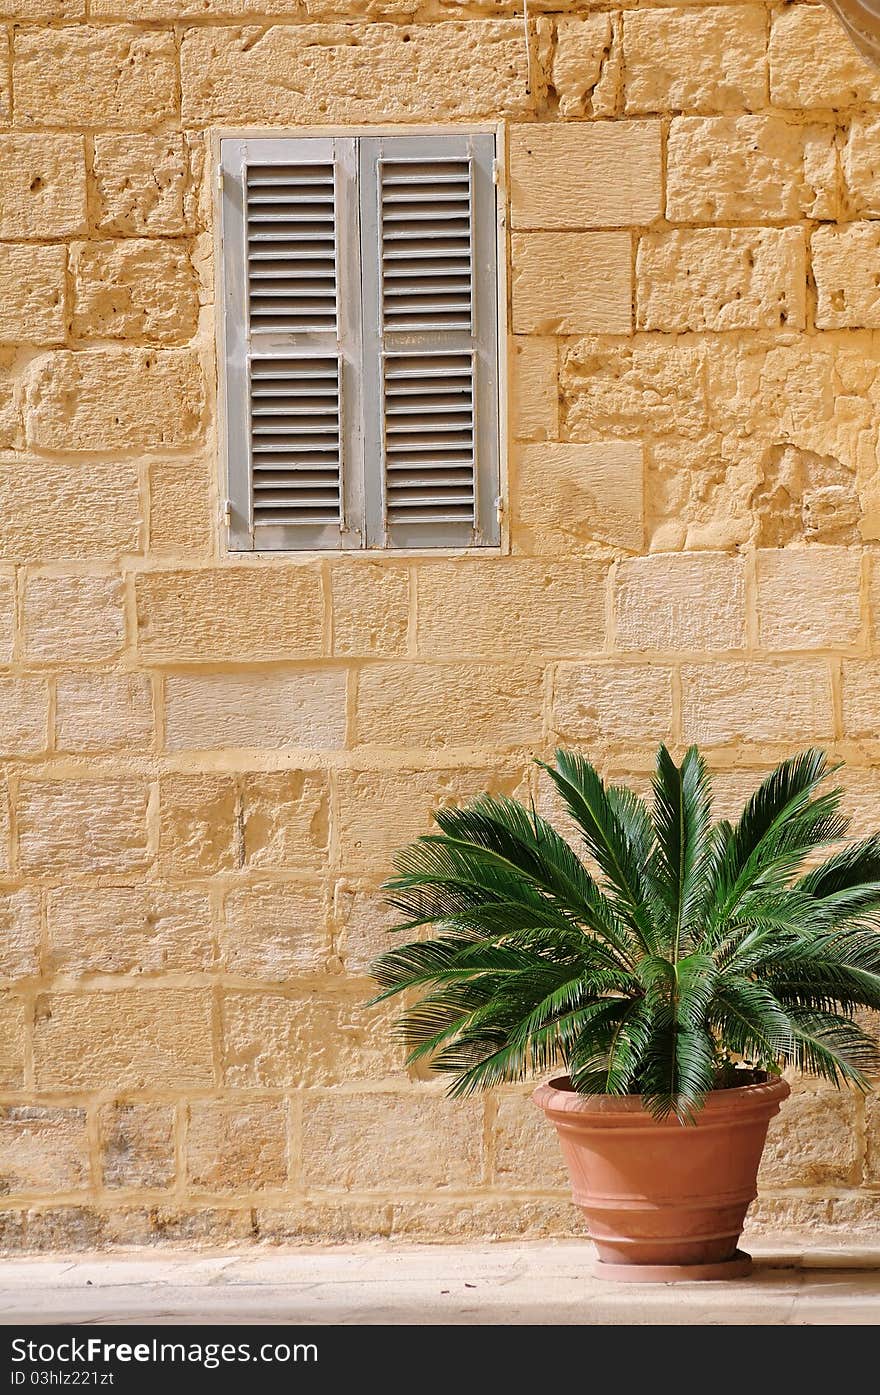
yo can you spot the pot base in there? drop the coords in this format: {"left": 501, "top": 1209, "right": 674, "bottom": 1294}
{"left": 593, "top": 1250, "right": 753, "bottom": 1284}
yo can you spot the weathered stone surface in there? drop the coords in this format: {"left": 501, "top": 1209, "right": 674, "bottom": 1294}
{"left": 513, "top": 441, "right": 644, "bottom": 554}
{"left": 221, "top": 883, "right": 329, "bottom": 979}
{"left": 551, "top": 13, "right": 619, "bottom": 118}
{"left": 0, "top": 246, "right": 66, "bottom": 345}
{"left": 18, "top": 777, "right": 150, "bottom": 879}
{"left": 0, "top": 460, "right": 141, "bottom": 561}
{"left": 769, "top": 4, "right": 880, "bottom": 108}
{"left": 0, "top": 992, "right": 25, "bottom": 1088}
{"left": 92, "top": 134, "right": 202, "bottom": 237}
{"left": 222, "top": 989, "right": 403, "bottom": 1086}
{"left": 844, "top": 117, "right": 880, "bottom": 217}
{"left": 756, "top": 546, "right": 862, "bottom": 650}
{"left": 812, "top": 223, "right": 880, "bottom": 330}
{"left": 34, "top": 990, "right": 214, "bottom": 1089}
{"left": 552, "top": 663, "right": 674, "bottom": 745}
{"left": 148, "top": 459, "right": 211, "bottom": 557}
{"left": 302, "top": 1092, "right": 483, "bottom": 1190}
{"left": 624, "top": 5, "right": 767, "bottom": 113}
{"left": 614, "top": 554, "right": 745, "bottom": 652}
{"left": 187, "top": 1102, "right": 288, "bottom": 1193}
{"left": 102, "top": 1206, "right": 253, "bottom": 1247}
{"left": 637, "top": 228, "right": 806, "bottom": 332}
{"left": 0, "top": 890, "right": 40, "bottom": 980}
{"left": 241, "top": 771, "right": 330, "bottom": 872}
{"left": 165, "top": 670, "right": 346, "bottom": 751}
{"left": 680, "top": 661, "right": 834, "bottom": 744}
{"left": 136, "top": 567, "right": 323, "bottom": 663}
{"left": 100, "top": 1102, "right": 176, "bottom": 1190}
{"left": 759, "top": 1088, "right": 860, "bottom": 1188}
{"left": 332, "top": 882, "right": 397, "bottom": 976}
{"left": 0, "top": 1108, "right": 88, "bottom": 1195}
{"left": 843, "top": 662, "right": 880, "bottom": 739}
{"left": 330, "top": 563, "right": 409, "bottom": 658}
{"left": 25, "top": 351, "right": 205, "bottom": 453}
{"left": 46, "top": 886, "right": 212, "bottom": 976}
{"left": 55, "top": 674, "right": 153, "bottom": 753}
{"left": 511, "top": 232, "right": 632, "bottom": 335}
{"left": 416, "top": 560, "right": 606, "bottom": 657}
{"left": 23, "top": 575, "right": 125, "bottom": 664}
{"left": 511, "top": 337, "right": 557, "bottom": 443}
{"left": 509, "top": 122, "right": 661, "bottom": 229}
{"left": 158, "top": 773, "right": 237, "bottom": 878}
{"left": 355, "top": 663, "right": 543, "bottom": 749}
{"left": 494, "top": 1093, "right": 567, "bottom": 1189}
{"left": 0, "top": 678, "right": 48, "bottom": 755}
{"left": 14, "top": 25, "right": 178, "bottom": 129}
{"left": 71, "top": 241, "right": 199, "bottom": 345}
{"left": 0, "top": 135, "right": 86, "bottom": 238}
{"left": 666, "top": 116, "right": 837, "bottom": 223}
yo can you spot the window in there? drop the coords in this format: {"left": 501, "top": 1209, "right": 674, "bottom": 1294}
{"left": 218, "top": 131, "right": 501, "bottom": 552}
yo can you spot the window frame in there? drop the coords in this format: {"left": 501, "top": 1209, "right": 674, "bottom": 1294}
{"left": 212, "top": 123, "right": 509, "bottom": 559}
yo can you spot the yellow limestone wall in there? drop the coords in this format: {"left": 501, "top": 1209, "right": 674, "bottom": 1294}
{"left": 0, "top": 0, "right": 879, "bottom": 1250}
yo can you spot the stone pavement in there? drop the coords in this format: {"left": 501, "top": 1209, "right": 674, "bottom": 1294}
{"left": 0, "top": 1240, "right": 879, "bottom": 1325}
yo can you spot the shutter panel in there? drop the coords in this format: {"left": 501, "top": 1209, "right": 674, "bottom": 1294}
{"left": 359, "top": 133, "right": 500, "bottom": 549}
{"left": 220, "top": 137, "right": 364, "bottom": 551}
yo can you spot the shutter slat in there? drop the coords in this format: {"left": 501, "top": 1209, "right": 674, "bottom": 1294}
{"left": 382, "top": 350, "right": 475, "bottom": 526}
{"left": 379, "top": 157, "right": 473, "bottom": 333}
{"left": 246, "top": 161, "right": 337, "bottom": 337}
{"left": 249, "top": 355, "right": 342, "bottom": 529}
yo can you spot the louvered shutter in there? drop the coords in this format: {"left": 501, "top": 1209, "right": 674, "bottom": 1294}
{"left": 220, "top": 136, "right": 364, "bottom": 551}
{"left": 359, "top": 133, "right": 500, "bottom": 549}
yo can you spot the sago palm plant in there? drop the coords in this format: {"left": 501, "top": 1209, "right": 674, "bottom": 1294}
{"left": 371, "top": 746, "right": 880, "bottom": 1120}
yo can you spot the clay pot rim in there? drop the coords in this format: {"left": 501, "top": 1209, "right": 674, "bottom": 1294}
{"left": 533, "top": 1073, "right": 791, "bottom": 1121}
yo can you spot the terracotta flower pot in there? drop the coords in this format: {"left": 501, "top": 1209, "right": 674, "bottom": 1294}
{"left": 534, "top": 1074, "right": 791, "bottom": 1282}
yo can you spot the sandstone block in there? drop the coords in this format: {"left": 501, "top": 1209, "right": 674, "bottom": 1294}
{"left": 416, "top": 559, "right": 606, "bottom": 657}
{"left": 330, "top": 563, "right": 409, "bottom": 658}
{"left": 511, "top": 232, "right": 632, "bottom": 335}
{"left": 614, "top": 554, "right": 745, "bottom": 652}
{"left": 23, "top": 575, "right": 125, "bottom": 664}
{"left": 0, "top": 678, "right": 48, "bottom": 755}
{"left": 624, "top": 5, "right": 767, "bottom": 113}
{"left": 552, "top": 14, "right": 619, "bottom": 119}
{"left": 26, "top": 351, "right": 205, "bottom": 453}
{"left": 335, "top": 766, "right": 528, "bottom": 875}
{"left": 0, "top": 3, "right": 84, "bottom": 14}
{"left": 180, "top": 22, "right": 532, "bottom": 126}
{"left": 0, "top": 460, "right": 141, "bottom": 562}
{"left": 355, "top": 663, "right": 543, "bottom": 749}
{"left": 862, "top": 1096, "right": 880, "bottom": 1182}
{"left": 33, "top": 989, "right": 214, "bottom": 1089}
{"left": 812, "top": 223, "right": 880, "bottom": 330}
{"left": 221, "top": 883, "right": 329, "bottom": 979}
{"left": 100, "top": 1102, "right": 175, "bottom": 1190}
{"left": 759, "top": 1089, "right": 860, "bottom": 1187}
{"left": 148, "top": 459, "right": 211, "bottom": 557}
{"left": 0, "top": 890, "right": 40, "bottom": 979}
{"left": 0, "top": 574, "right": 15, "bottom": 665}
{"left": 17, "top": 777, "right": 150, "bottom": 878}
{"left": 666, "top": 116, "right": 836, "bottom": 223}
{"left": 637, "top": 228, "right": 806, "bottom": 332}
{"left": 93, "top": 134, "right": 202, "bottom": 237}
{"left": 508, "top": 122, "right": 661, "bottom": 229}
{"left": 136, "top": 567, "right": 323, "bottom": 663}
{"left": 756, "top": 546, "right": 862, "bottom": 650}
{"left": 187, "top": 1101, "right": 288, "bottom": 1193}
{"left": 222, "top": 989, "right": 402, "bottom": 1087}
{"left": 0, "top": 246, "right": 66, "bottom": 345}
{"left": 838, "top": 766, "right": 880, "bottom": 833}
{"left": 158, "top": 773, "right": 237, "bottom": 878}
{"left": 332, "top": 882, "right": 397, "bottom": 976}
{"left": 164, "top": 670, "right": 346, "bottom": 751}
{"left": 103, "top": 1206, "right": 253, "bottom": 1247}
{"left": 843, "top": 118, "right": 880, "bottom": 217}
{"left": 0, "top": 135, "right": 86, "bottom": 238}
{"left": 71, "top": 241, "right": 199, "bottom": 345}
{"left": 0, "top": 992, "right": 24, "bottom": 1087}
{"left": 680, "top": 661, "right": 834, "bottom": 744}
{"left": 55, "top": 674, "right": 153, "bottom": 753}
{"left": 302, "top": 1092, "right": 483, "bottom": 1191}
{"left": 769, "top": 5, "right": 880, "bottom": 107}
{"left": 0, "top": 1108, "right": 88, "bottom": 1195}
{"left": 14, "top": 25, "right": 178, "bottom": 128}
{"left": 46, "top": 886, "right": 212, "bottom": 976}
{"left": 494, "top": 1093, "right": 568, "bottom": 1189}
{"left": 241, "top": 771, "right": 330, "bottom": 872}
{"left": 511, "top": 338, "right": 558, "bottom": 443}
{"left": 513, "top": 441, "right": 644, "bottom": 554}
{"left": 552, "top": 663, "right": 674, "bottom": 745}
{"left": 843, "top": 663, "right": 880, "bottom": 740}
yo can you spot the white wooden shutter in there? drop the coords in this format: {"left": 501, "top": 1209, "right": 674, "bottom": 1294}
{"left": 220, "top": 136, "right": 364, "bottom": 551}
{"left": 359, "top": 133, "right": 500, "bottom": 549}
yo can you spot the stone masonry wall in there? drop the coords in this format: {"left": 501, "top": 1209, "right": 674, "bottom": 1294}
{"left": 0, "top": 0, "right": 879, "bottom": 1249}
